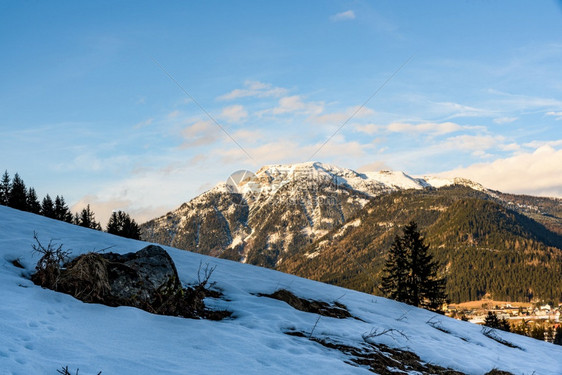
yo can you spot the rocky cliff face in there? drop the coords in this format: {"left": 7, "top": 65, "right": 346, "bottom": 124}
{"left": 141, "top": 162, "right": 480, "bottom": 267}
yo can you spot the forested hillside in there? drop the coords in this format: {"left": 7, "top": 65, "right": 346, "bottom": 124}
{"left": 279, "top": 186, "right": 562, "bottom": 303}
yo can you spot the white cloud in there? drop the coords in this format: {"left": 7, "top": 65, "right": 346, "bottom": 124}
{"left": 354, "top": 123, "right": 380, "bottom": 135}
{"left": 180, "top": 120, "right": 220, "bottom": 147}
{"left": 386, "top": 121, "right": 464, "bottom": 135}
{"left": 217, "top": 136, "right": 370, "bottom": 166}
{"left": 218, "top": 80, "right": 288, "bottom": 101}
{"left": 493, "top": 117, "right": 518, "bottom": 124}
{"left": 438, "top": 145, "right": 562, "bottom": 198}
{"left": 312, "top": 106, "right": 375, "bottom": 125}
{"left": 487, "top": 89, "right": 562, "bottom": 112}
{"left": 433, "top": 101, "right": 495, "bottom": 119}
{"left": 70, "top": 159, "right": 232, "bottom": 225}
{"left": 330, "top": 10, "right": 356, "bottom": 22}
{"left": 54, "top": 152, "right": 130, "bottom": 172}
{"left": 523, "top": 139, "right": 562, "bottom": 149}
{"left": 546, "top": 111, "right": 562, "bottom": 120}
{"left": 268, "top": 95, "right": 324, "bottom": 116}
{"left": 133, "top": 117, "right": 154, "bottom": 129}
{"left": 221, "top": 105, "right": 248, "bottom": 123}
{"left": 167, "top": 110, "right": 181, "bottom": 119}
{"left": 231, "top": 129, "right": 263, "bottom": 144}
{"left": 500, "top": 143, "right": 521, "bottom": 152}
{"left": 441, "top": 134, "right": 505, "bottom": 156}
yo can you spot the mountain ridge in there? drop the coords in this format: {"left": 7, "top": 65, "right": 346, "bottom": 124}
{"left": 140, "top": 162, "right": 562, "bottom": 303}
{"left": 141, "top": 162, "right": 487, "bottom": 262}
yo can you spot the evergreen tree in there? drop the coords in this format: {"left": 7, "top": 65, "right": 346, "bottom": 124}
{"left": 41, "top": 194, "right": 56, "bottom": 219}
{"left": 381, "top": 234, "right": 409, "bottom": 302}
{"left": 73, "top": 212, "right": 80, "bottom": 225}
{"left": 7, "top": 173, "right": 28, "bottom": 211}
{"left": 380, "top": 221, "right": 446, "bottom": 311}
{"left": 0, "top": 170, "right": 10, "bottom": 205}
{"left": 26, "top": 187, "right": 42, "bottom": 214}
{"left": 484, "top": 312, "right": 510, "bottom": 332}
{"left": 78, "top": 204, "right": 102, "bottom": 230}
{"left": 54, "top": 195, "right": 73, "bottom": 223}
{"left": 530, "top": 323, "right": 546, "bottom": 341}
{"left": 106, "top": 210, "right": 141, "bottom": 240}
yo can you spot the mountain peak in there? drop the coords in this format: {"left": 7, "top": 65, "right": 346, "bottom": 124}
{"left": 142, "top": 162, "right": 489, "bottom": 268}
{"left": 233, "top": 162, "right": 482, "bottom": 196}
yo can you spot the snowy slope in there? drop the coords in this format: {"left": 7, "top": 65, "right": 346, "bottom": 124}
{"left": 249, "top": 162, "right": 477, "bottom": 196}
{"left": 2, "top": 205, "right": 561, "bottom": 375}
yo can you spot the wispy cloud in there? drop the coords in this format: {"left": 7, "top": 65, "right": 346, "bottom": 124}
{"left": 54, "top": 152, "right": 130, "bottom": 173}
{"left": 433, "top": 101, "right": 496, "bottom": 119}
{"left": 493, "top": 117, "right": 517, "bottom": 124}
{"left": 265, "top": 95, "right": 324, "bottom": 116}
{"left": 312, "top": 106, "right": 375, "bottom": 125}
{"left": 486, "top": 89, "right": 562, "bottom": 112}
{"left": 523, "top": 139, "right": 562, "bottom": 149}
{"left": 441, "top": 134, "right": 506, "bottom": 157}
{"left": 218, "top": 80, "right": 288, "bottom": 101}
{"left": 180, "top": 120, "right": 221, "bottom": 148}
{"left": 133, "top": 117, "right": 154, "bottom": 129}
{"left": 330, "top": 10, "right": 356, "bottom": 22}
{"left": 221, "top": 105, "right": 248, "bottom": 123}
{"left": 217, "top": 136, "right": 370, "bottom": 166}
{"left": 546, "top": 111, "right": 562, "bottom": 120}
{"left": 353, "top": 123, "right": 380, "bottom": 135}
{"left": 386, "top": 121, "right": 464, "bottom": 136}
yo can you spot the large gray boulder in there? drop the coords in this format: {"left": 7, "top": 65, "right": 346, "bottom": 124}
{"left": 45, "top": 245, "right": 182, "bottom": 310}
{"left": 32, "top": 244, "right": 229, "bottom": 319}
{"left": 101, "top": 245, "right": 181, "bottom": 307}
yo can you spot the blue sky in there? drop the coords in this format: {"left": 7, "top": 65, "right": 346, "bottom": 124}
{"left": 1, "top": 1, "right": 562, "bottom": 224}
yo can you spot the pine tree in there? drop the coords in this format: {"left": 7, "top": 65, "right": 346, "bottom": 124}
{"left": 106, "top": 210, "right": 141, "bottom": 240}
{"left": 0, "top": 170, "right": 10, "bottom": 205}
{"left": 78, "top": 204, "right": 102, "bottom": 230}
{"left": 41, "top": 194, "right": 56, "bottom": 219}
{"left": 380, "top": 221, "right": 446, "bottom": 311}
{"left": 484, "top": 311, "right": 500, "bottom": 328}
{"left": 484, "top": 312, "right": 511, "bottom": 332}
{"left": 381, "top": 234, "right": 410, "bottom": 302}
{"left": 26, "top": 187, "right": 42, "bottom": 214}
{"left": 7, "top": 173, "right": 28, "bottom": 211}
{"left": 54, "top": 195, "right": 73, "bottom": 223}
{"left": 530, "top": 324, "right": 546, "bottom": 341}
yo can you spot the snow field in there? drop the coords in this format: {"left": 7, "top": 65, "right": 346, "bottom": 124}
{"left": 1, "top": 206, "right": 561, "bottom": 374}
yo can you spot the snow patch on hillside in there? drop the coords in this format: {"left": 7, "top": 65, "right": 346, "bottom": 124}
{"left": 1, "top": 206, "right": 561, "bottom": 374}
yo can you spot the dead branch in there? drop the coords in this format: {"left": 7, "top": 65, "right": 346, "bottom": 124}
{"left": 197, "top": 261, "right": 217, "bottom": 289}
{"left": 362, "top": 327, "right": 409, "bottom": 342}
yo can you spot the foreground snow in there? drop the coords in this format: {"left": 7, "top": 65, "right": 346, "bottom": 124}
{"left": 1, "top": 206, "right": 561, "bottom": 374}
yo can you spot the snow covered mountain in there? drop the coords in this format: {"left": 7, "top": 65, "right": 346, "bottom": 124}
{"left": 1, "top": 205, "right": 562, "bottom": 374}
{"left": 141, "top": 162, "right": 483, "bottom": 267}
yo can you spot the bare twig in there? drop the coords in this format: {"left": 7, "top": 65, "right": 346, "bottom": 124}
{"left": 308, "top": 315, "right": 322, "bottom": 339}
{"left": 362, "top": 328, "right": 409, "bottom": 342}
{"left": 426, "top": 316, "right": 450, "bottom": 334}
{"left": 31, "top": 231, "right": 71, "bottom": 265}
{"left": 197, "top": 261, "right": 217, "bottom": 289}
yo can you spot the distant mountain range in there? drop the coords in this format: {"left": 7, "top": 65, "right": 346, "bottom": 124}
{"left": 141, "top": 162, "right": 562, "bottom": 303}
